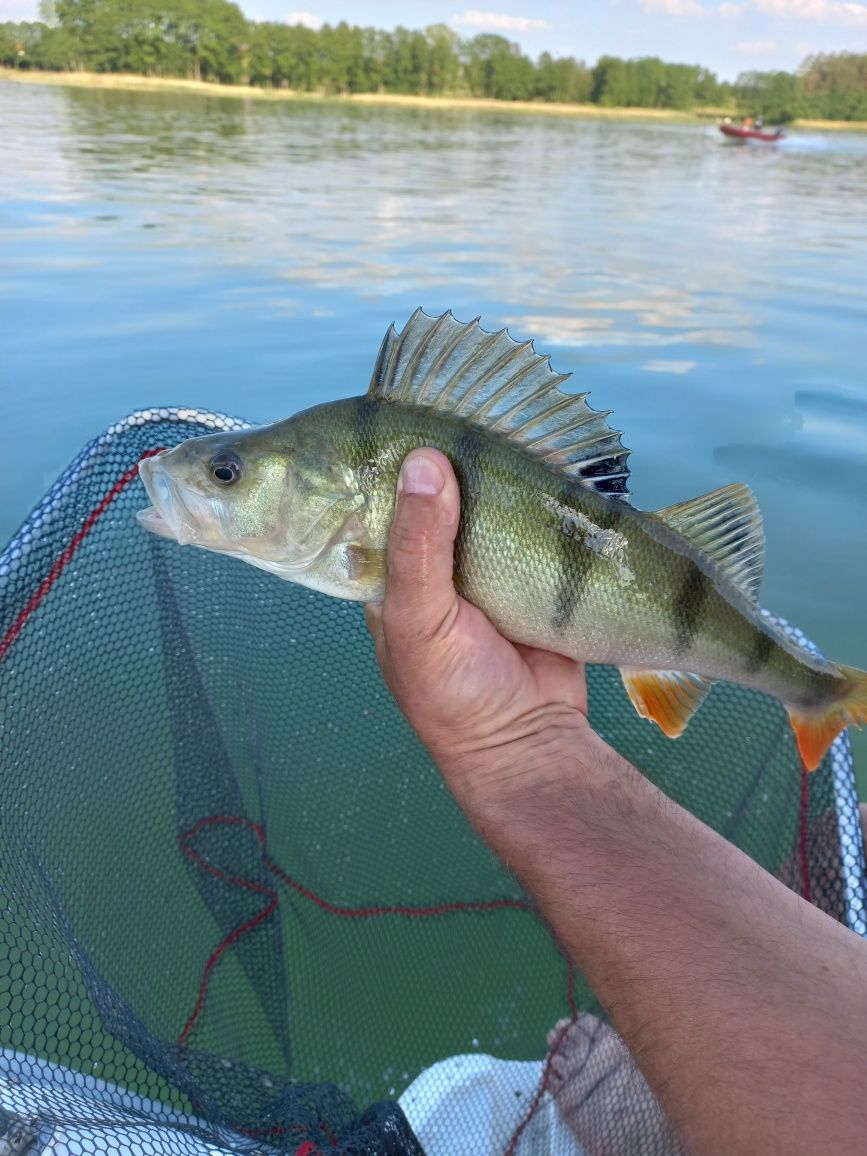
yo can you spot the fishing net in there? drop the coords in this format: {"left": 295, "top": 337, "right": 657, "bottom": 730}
{"left": 0, "top": 408, "right": 864, "bottom": 1156}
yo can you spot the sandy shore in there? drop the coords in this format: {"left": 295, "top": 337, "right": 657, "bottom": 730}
{"left": 2, "top": 68, "right": 864, "bottom": 131}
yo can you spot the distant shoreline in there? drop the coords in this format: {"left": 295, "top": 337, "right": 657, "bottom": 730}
{"left": 3, "top": 68, "right": 864, "bottom": 131}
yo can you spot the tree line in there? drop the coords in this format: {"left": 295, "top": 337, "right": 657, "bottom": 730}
{"left": 2, "top": 1, "right": 866, "bottom": 121}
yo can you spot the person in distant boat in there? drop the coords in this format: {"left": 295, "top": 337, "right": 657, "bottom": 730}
{"left": 755, "top": 117, "right": 765, "bottom": 129}
{"left": 366, "top": 447, "right": 867, "bottom": 1156}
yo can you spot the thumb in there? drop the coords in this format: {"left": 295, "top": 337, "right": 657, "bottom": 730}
{"left": 382, "top": 448, "right": 461, "bottom": 651}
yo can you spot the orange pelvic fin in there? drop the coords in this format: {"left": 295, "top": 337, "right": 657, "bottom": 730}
{"left": 619, "top": 668, "right": 713, "bottom": 739}
{"left": 788, "top": 664, "right": 867, "bottom": 772}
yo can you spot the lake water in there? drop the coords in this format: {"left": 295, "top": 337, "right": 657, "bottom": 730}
{"left": 2, "top": 80, "right": 866, "bottom": 782}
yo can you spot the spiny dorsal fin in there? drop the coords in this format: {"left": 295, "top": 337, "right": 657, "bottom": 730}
{"left": 369, "top": 308, "right": 631, "bottom": 498}
{"left": 620, "top": 668, "right": 714, "bottom": 738}
{"left": 654, "top": 483, "right": 764, "bottom": 603}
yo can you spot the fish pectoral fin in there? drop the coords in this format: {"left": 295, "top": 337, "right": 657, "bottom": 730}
{"left": 619, "top": 668, "right": 714, "bottom": 739}
{"left": 345, "top": 544, "right": 387, "bottom": 584}
{"left": 787, "top": 663, "right": 867, "bottom": 772}
{"left": 654, "top": 483, "right": 764, "bottom": 604}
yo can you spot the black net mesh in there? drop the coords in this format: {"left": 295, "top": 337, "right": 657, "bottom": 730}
{"left": 0, "top": 409, "right": 864, "bottom": 1156}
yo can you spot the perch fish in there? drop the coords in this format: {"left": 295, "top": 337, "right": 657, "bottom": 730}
{"left": 138, "top": 309, "right": 867, "bottom": 771}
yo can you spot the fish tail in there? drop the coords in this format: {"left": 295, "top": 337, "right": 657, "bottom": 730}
{"left": 787, "top": 664, "right": 867, "bottom": 772}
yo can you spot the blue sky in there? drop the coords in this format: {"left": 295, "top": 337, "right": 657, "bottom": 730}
{"left": 5, "top": 0, "right": 866, "bottom": 79}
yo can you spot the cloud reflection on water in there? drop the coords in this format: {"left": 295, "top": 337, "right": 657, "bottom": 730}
{"left": 3, "top": 84, "right": 795, "bottom": 358}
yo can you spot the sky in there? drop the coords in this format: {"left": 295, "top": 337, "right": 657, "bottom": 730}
{"left": 4, "top": 0, "right": 866, "bottom": 80}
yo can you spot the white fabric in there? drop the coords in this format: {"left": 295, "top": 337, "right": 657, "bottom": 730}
{"left": 399, "top": 1053, "right": 585, "bottom": 1156}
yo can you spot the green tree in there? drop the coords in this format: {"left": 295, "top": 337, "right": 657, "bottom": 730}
{"left": 798, "top": 52, "right": 867, "bottom": 120}
{"left": 631, "top": 57, "right": 663, "bottom": 106}
{"left": 284, "top": 23, "right": 320, "bottom": 89}
{"left": 360, "top": 25, "right": 388, "bottom": 91}
{"left": 386, "top": 26, "right": 424, "bottom": 94}
{"left": 694, "top": 66, "right": 727, "bottom": 107}
{"left": 660, "top": 62, "right": 698, "bottom": 109}
{"left": 463, "top": 33, "right": 533, "bottom": 100}
{"left": 37, "top": 0, "right": 58, "bottom": 26}
{"left": 735, "top": 69, "right": 800, "bottom": 122}
{"left": 32, "top": 23, "right": 77, "bottom": 67}
{"left": 592, "top": 55, "right": 629, "bottom": 105}
{"left": 0, "top": 21, "right": 41, "bottom": 67}
{"left": 535, "top": 52, "right": 591, "bottom": 103}
{"left": 54, "top": 0, "right": 120, "bottom": 70}
{"left": 407, "top": 28, "right": 430, "bottom": 95}
{"left": 425, "top": 23, "right": 459, "bottom": 94}
{"left": 318, "top": 21, "right": 366, "bottom": 93}
{"left": 13, "top": 9, "right": 864, "bottom": 121}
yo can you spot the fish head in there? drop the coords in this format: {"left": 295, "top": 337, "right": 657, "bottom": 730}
{"left": 137, "top": 420, "right": 368, "bottom": 588}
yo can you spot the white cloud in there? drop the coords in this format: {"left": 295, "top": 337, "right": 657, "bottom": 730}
{"left": 755, "top": 0, "right": 821, "bottom": 11}
{"left": 451, "top": 9, "right": 550, "bottom": 31}
{"left": 640, "top": 0, "right": 705, "bottom": 12}
{"left": 643, "top": 359, "right": 697, "bottom": 374}
{"left": 640, "top": 0, "right": 749, "bottom": 15}
{"left": 754, "top": 0, "right": 867, "bottom": 23}
{"left": 284, "top": 11, "right": 323, "bottom": 29}
{"left": 639, "top": 0, "right": 867, "bottom": 21}
{"left": 737, "top": 36, "right": 779, "bottom": 48}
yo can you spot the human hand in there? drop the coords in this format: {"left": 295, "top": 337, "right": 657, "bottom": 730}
{"left": 364, "top": 448, "right": 598, "bottom": 817}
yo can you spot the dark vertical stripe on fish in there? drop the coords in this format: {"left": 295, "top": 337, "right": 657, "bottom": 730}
{"left": 354, "top": 394, "right": 376, "bottom": 461}
{"left": 552, "top": 531, "right": 580, "bottom": 633}
{"left": 452, "top": 428, "right": 485, "bottom": 595}
{"left": 674, "top": 564, "right": 710, "bottom": 656}
{"left": 550, "top": 492, "right": 608, "bottom": 633}
{"left": 745, "top": 629, "right": 775, "bottom": 674}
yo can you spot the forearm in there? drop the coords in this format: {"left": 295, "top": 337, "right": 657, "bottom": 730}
{"left": 448, "top": 726, "right": 867, "bottom": 1156}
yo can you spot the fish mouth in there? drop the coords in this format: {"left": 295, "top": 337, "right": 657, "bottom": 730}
{"left": 138, "top": 453, "right": 191, "bottom": 543}
{"left": 136, "top": 504, "right": 177, "bottom": 539}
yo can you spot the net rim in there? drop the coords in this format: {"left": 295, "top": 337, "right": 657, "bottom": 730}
{"left": 0, "top": 408, "right": 251, "bottom": 587}
{"left": 1, "top": 409, "right": 864, "bottom": 938}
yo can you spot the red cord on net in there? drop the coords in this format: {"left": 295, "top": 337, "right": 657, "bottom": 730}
{"left": 0, "top": 448, "right": 165, "bottom": 662}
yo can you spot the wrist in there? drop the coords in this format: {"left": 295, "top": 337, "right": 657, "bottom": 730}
{"left": 434, "top": 714, "right": 622, "bottom": 843}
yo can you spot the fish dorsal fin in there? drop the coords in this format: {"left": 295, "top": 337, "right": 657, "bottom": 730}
{"left": 655, "top": 483, "right": 764, "bottom": 603}
{"left": 368, "top": 308, "right": 631, "bottom": 498}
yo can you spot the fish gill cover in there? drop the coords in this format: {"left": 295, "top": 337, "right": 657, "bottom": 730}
{"left": 0, "top": 405, "right": 864, "bottom": 1155}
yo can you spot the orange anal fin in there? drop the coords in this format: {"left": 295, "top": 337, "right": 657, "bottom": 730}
{"left": 619, "top": 669, "right": 713, "bottom": 739}
{"left": 787, "top": 712, "right": 848, "bottom": 773}
{"left": 788, "top": 663, "right": 867, "bottom": 772}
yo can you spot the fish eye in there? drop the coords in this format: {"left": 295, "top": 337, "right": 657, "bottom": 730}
{"left": 209, "top": 452, "right": 242, "bottom": 486}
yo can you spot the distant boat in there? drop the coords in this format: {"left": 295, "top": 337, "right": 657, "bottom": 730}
{"left": 719, "top": 120, "right": 785, "bottom": 143}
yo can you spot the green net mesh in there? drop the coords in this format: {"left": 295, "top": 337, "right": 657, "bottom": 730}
{"left": 0, "top": 409, "right": 864, "bottom": 1156}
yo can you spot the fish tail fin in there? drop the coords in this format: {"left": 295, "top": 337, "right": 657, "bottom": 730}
{"left": 787, "top": 664, "right": 867, "bottom": 772}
